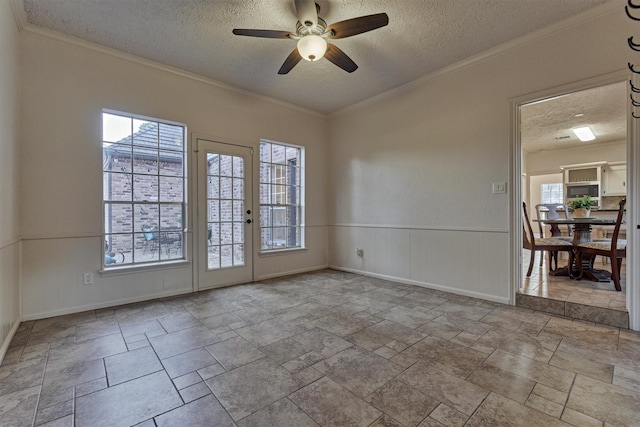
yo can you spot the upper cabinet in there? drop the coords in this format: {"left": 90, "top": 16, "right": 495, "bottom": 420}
{"left": 561, "top": 162, "right": 604, "bottom": 183}
{"left": 602, "top": 163, "right": 626, "bottom": 196}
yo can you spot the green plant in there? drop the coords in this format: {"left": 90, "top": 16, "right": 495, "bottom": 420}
{"left": 568, "top": 195, "right": 593, "bottom": 210}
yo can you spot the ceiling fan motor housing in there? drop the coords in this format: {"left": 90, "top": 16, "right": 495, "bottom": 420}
{"left": 295, "top": 17, "right": 327, "bottom": 37}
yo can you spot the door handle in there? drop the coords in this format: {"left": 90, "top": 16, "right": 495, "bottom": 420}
{"left": 246, "top": 219, "right": 252, "bottom": 224}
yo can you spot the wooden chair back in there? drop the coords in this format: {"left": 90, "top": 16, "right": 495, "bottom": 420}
{"left": 522, "top": 202, "right": 536, "bottom": 250}
{"left": 609, "top": 199, "right": 627, "bottom": 251}
{"left": 535, "top": 203, "right": 571, "bottom": 237}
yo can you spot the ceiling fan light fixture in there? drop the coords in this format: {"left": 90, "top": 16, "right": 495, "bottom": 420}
{"left": 572, "top": 126, "right": 596, "bottom": 142}
{"left": 297, "top": 35, "right": 327, "bottom": 61}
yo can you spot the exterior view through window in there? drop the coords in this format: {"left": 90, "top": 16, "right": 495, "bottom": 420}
{"left": 259, "top": 140, "right": 304, "bottom": 251}
{"left": 102, "top": 111, "right": 186, "bottom": 267}
{"left": 541, "top": 183, "right": 563, "bottom": 204}
{"left": 205, "top": 152, "right": 247, "bottom": 269}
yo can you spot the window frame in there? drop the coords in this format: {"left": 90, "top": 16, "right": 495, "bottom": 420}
{"left": 541, "top": 182, "right": 564, "bottom": 204}
{"left": 258, "top": 139, "right": 305, "bottom": 253}
{"left": 102, "top": 109, "right": 188, "bottom": 270}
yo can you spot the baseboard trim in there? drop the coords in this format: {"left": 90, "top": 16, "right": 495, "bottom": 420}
{"left": 256, "top": 264, "right": 329, "bottom": 281}
{"left": 329, "top": 265, "right": 510, "bottom": 305}
{"left": 0, "top": 319, "right": 21, "bottom": 365}
{"left": 21, "top": 287, "right": 193, "bottom": 322}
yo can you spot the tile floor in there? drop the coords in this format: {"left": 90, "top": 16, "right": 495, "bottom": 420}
{"left": 519, "top": 250, "right": 628, "bottom": 328}
{"left": 2, "top": 269, "right": 640, "bottom": 426}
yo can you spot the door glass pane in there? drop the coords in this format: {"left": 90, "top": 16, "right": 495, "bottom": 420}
{"left": 207, "top": 152, "right": 245, "bottom": 270}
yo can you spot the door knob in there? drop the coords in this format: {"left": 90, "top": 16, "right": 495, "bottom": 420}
{"left": 246, "top": 210, "right": 251, "bottom": 214}
{"left": 246, "top": 219, "right": 252, "bottom": 224}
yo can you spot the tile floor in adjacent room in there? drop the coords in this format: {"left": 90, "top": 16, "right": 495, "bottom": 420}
{"left": 2, "top": 269, "right": 640, "bottom": 426}
{"left": 519, "top": 250, "right": 628, "bottom": 328}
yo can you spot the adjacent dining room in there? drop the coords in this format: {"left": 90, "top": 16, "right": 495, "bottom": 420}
{"left": 518, "top": 82, "right": 629, "bottom": 328}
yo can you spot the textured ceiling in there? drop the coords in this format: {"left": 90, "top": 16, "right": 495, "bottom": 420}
{"left": 521, "top": 82, "right": 627, "bottom": 154}
{"left": 22, "top": 0, "right": 610, "bottom": 115}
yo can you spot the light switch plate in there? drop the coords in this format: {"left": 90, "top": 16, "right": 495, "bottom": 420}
{"left": 492, "top": 182, "right": 506, "bottom": 194}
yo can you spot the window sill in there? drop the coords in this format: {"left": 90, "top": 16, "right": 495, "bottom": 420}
{"left": 99, "top": 260, "right": 191, "bottom": 277}
{"left": 259, "top": 247, "right": 307, "bottom": 257}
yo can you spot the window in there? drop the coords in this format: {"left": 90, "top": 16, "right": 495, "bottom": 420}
{"left": 541, "top": 183, "right": 563, "bottom": 204}
{"left": 102, "top": 111, "right": 186, "bottom": 267}
{"left": 259, "top": 140, "right": 304, "bottom": 251}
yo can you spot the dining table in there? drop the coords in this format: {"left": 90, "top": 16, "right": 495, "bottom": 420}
{"left": 535, "top": 216, "right": 617, "bottom": 282}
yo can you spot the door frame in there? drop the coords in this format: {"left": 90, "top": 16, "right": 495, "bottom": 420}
{"left": 191, "top": 135, "right": 258, "bottom": 292}
{"left": 510, "top": 70, "right": 639, "bottom": 330}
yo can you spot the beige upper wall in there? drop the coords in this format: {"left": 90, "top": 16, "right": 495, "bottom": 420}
{"left": 0, "top": 0, "right": 21, "bottom": 244}
{"left": 328, "top": 4, "right": 632, "bottom": 229}
{"left": 0, "top": 0, "right": 22, "bottom": 355}
{"left": 525, "top": 140, "right": 626, "bottom": 176}
{"left": 20, "top": 31, "right": 329, "bottom": 238}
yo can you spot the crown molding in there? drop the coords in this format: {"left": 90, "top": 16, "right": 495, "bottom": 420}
{"left": 20, "top": 24, "right": 327, "bottom": 119}
{"left": 331, "top": 0, "right": 621, "bottom": 117}
{"left": 9, "top": 0, "right": 27, "bottom": 31}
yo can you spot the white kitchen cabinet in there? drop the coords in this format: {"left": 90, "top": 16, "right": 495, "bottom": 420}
{"left": 602, "top": 163, "right": 626, "bottom": 196}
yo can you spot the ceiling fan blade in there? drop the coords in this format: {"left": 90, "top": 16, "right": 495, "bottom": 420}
{"left": 278, "top": 49, "right": 303, "bottom": 74}
{"left": 294, "top": 0, "right": 318, "bottom": 28}
{"left": 232, "top": 29, "right": 292, "bottom": 39}
{"left": 327, "top": 13, "right": 389, "bottom": 39}
{"left": 324, "top": 43, "right": 358, "bottom": 73}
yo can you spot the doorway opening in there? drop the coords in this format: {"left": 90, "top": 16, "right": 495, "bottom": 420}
{"left": 513, "top": 77, "right": 633, "bottom": 329}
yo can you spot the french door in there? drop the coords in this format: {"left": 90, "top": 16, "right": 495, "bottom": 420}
{"left": 197, "top": 139, "right": 254, "bottom": 290}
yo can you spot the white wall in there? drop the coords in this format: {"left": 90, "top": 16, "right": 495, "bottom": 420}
{"left": 327, "top": 4, "right": 634, "bottom": 304}
{"left": 0, "top": 0, "right": 22, "bottom": 358}
{"left": 529, "top": 174, "right": 563, "bottom": 209}
{"left": 20, "top": 29, "right": 329, "bottom": 320}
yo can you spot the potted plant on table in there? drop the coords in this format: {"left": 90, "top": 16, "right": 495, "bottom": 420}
{"left": 568, "top": 195, "right": 593, "bottom": 218}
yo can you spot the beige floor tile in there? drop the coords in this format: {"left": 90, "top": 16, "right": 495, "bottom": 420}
{"left": 0, "top": 385, "right": 41, "bottom": 427}
{"left": 206, "top": 336, "right": 265, "bottom": 370}
{"left": 466, "top": 392, "right": 569, "bottom": 426}
{"left": 525, "top": 393, "right": 563, "bottom": 418}
{"left": 560, "top": 407, "right": 603, "bottom": 427}
{"left": 548, "top": 347, "right": 614, "bottom": 383}
{"left": 367, "top": 320, "right": 427, "bottom": 345}
{"left": 484, "top": 349, "right": 575, "bottom": 392}
{"left": 155, "top": 394, "right": 234, "bottom": 427}
{"left": 397, "top": 360, "right": 489, "bottom": 416}
{"left": 2, "top": 269, "right": 636, "bottom": 427}
{"left": 476, "top": 328, "right": 559, "bottom": 363}
{"left": 206, "top": 358, "right": 304, "bottom": 421}
{"left": 289, "top": 377, "right": 382, "bottom": 427}
{"left": 466, "top": 364, "right": 536, "bottom": 404}
{"left": 236, "top": 398, "right": 319, "bottom": 427}
{"left": 148, "top": 326, "right": 221, "bottom": 359}
{"left": 313, "top": 346, "right": 403, "bottom": 398}
{"left": 75, "top": 371, "right": 182, "bottom": 427}
{"left": 104, "top": 346, "right": 162, "bottom": 385}
{"left": 401, "top": 336, "right": 487, "bottom": 378}
{"left": 566, "top": 374, "right": 640, "bottom": 426}
{"left": 365, "top": 378, "right": 438, "bottom": 427}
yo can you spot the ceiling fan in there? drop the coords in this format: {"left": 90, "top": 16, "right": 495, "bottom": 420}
{"left": 232, "top": 0, "right": 389, "bottom": 74}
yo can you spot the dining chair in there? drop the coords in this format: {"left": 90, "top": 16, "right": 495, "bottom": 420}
{"left": 575, "top": 199, "right": 626, "bottom": 291}
{"left": 534, "top": 203, "right": 572, "bottom": 267}
{"left": 522, "top": 202, "right": 573, "bottom": 277}
{"left": 523, "top": 202, "right": 574, "bottom": 277}
{"left": 141, "top": 225, "right": 158, "bottom": 255}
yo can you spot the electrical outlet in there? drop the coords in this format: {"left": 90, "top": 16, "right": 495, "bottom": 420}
{"left": 83, "top": 272, "right": 94, "bottom": 285}
{"left": 356, "top": 248, "right": 364, "bottom": 258}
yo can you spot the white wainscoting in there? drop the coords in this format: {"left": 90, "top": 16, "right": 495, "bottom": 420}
{"left": 0, "top": 239, "right": 21, "bottom": 362}
{"left": 21, "top": 235, "right": 193, "bottom": 320}
{"left": 255, "top": 225, "right": 329, "bottom": 281}
{"left": 329, "top": 225, "right": 510, "bottom": 304}
{"left": 20, "top": 226, "right": 330, "bottom": 320}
